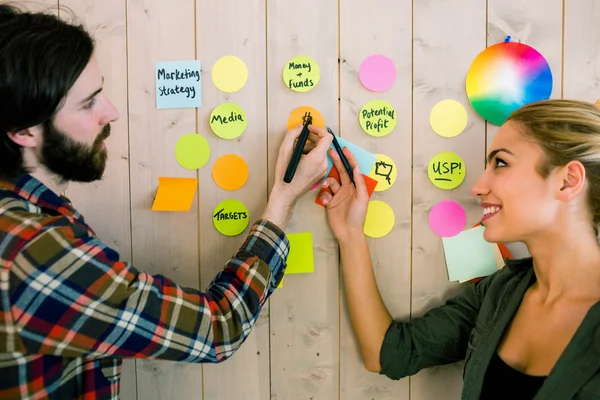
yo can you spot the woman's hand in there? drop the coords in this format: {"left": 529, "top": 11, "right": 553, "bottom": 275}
{"left": 320, "top": 146, "right": 369, "bottom": 242}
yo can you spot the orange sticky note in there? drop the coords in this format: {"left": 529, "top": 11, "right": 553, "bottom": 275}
{"left": 152, "top": 177, "right": 198, "bottom": 211}
{"left": 315, "top": 166, "right": 378, "bottom": 207}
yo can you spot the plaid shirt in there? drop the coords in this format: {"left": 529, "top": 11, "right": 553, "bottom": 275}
{"left": 0, "top": 174, "right": 289, "bottom": 400}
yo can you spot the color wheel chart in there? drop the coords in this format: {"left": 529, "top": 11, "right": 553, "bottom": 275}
{"left": 466, "top": 40, "right": 553, "bottom": 126}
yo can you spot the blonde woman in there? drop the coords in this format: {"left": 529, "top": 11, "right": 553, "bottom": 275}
{"left": 320, "top": 99, "right": 600, "bottom": 399}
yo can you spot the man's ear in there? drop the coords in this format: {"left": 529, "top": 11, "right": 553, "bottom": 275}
{"left": 556, "top": 160, "right": 586, "bottom": 202}
{"left": 7, "top": 125, "right": 43, "bottom": 148}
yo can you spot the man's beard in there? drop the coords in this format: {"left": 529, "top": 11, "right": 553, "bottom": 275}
{"left": 41, "top": 121, "right": 110, "bottom": 183}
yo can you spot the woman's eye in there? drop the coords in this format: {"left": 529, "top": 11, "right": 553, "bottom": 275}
{"left": 494, "top": 157, "right": 507, "bottom": 168}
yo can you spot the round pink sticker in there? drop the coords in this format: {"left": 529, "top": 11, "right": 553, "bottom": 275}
{"left": 428, "top": 200, "right": 466, "bottom": 237}
{"left": 358, "top": 54, "right": 396, "bottom": 92}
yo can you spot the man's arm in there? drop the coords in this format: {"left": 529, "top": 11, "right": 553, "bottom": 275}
{"left": 7, "top": 217, "right": 287, "bottom": 363}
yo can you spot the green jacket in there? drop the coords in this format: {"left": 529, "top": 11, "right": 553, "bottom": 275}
{"left": 380, "top": 257, "right": 600, "bottom": 399}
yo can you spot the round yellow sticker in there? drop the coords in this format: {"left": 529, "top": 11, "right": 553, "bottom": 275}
{"left": 427, "top": 151, "right": 466, "bottom": 190}
{"left": 175, "top": 133, "right": 210, "bottom": 170}
{"left": 364, "top": 200, "right": 395, "bottom": 238}
{"left": 282, "top": 56, "right": 320, "bottom": 92}
{"left": 213, "top": 199, "right": 249, "bottom": 236}
{"left": 429, "top": 99, "right": 468, "bottom": 138}
{"left": 209, "top": 103, "right": 247, "bottom": 139}
{"left": 212, "top": 56, "right": 248, "bottom": 93}
{"left": 368, "top": 154, "right": 397, "bottom": 192}
{"left": 359, "top": 100, "right": 397, "bottom": 137}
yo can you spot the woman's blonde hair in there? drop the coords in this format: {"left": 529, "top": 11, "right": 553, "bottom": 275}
{"left": 507, "top": 99, "right": 600, "bottom": 235}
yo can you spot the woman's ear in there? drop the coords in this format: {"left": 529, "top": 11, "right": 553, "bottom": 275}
{"left": 7, "top": 125, "right": 43, "bottom": 148}
{"left": 556, "top": 160, "right": 586, "bottom": 202}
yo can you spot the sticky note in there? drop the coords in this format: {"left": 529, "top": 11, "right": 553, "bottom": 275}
{"left": 429, "top": 99, "right": 468, "bottom": 138}
{"left": 284, "top": 232, "right": 315, "bottom": 274}
{"left": 364, "top": 200, "right": 395, "bottom": 238}
{"left": 428, "top": 152, "right": 466, "bottom": 190}
{"left": 442, "top": 226, "right": 497, "bottom": 282}
{"left": 152, "top": 177, "right": 198, "bottom": 211}
{"left": 358, "top": 54, "right": 396, "bottom": 92}
{"left": 212, "top": 154, "right": 248, "bottom": 191}
{"left": 359, "top": 100, "right": 397, "bottom": 137}
{"left": 315, "top": 166, "right": 378, "bottom": 207}
{"left": 283, "top": 56, "right": 320, "bottom": 92}
{"left": 325, "top": 136, "right": 377, "bottom": 177}
{"left": 287, "top": 106, "right": 325, "bottom": 129}
{"left": 175, "top": 134, "right": 210, "bottom": 170}
{"left": 429, "top": 200, "right": 466, "bottom": 237}
{"left": 213, "top": 199, "right": 249, "bottom": 236}
{"left": 368, "top": 154, "right": 397, "bottom": 192}
{"left": 209, "top": 103, "right": 247, "bottom": 139}
{"left": 155, "top": 60, "right": 202, "bottom": 109}
{"left": 212, "top": 56, "right": 248, "bottom": 93}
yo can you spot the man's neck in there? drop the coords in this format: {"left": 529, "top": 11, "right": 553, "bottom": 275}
{"left": 30, "top": 167, "right": 68, "bottom": 196}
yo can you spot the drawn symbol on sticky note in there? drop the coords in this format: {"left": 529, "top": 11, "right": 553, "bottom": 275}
{"left": 287, "top": 106, "right": 325, "bottom": 129}
{"left": 315, "top": 166, "right": 378, "bottom": 207}
{"left": 152, "top": 177, "right": 198, "bottom": 211}
{"left": 282, "top": 56, "right": 320, "bottom": 92}
{"left": 364, "top": 200, "right": 395, "bottom": 238}
{"left": 359, "top": 99, "right": 397, "bottom": 137}
{"left": 212, "top": 199, "right": 249, "bottom": 236}
{"left": 209, "top": 103, "right": 247, "bottom": 139}
{"left": 155, "top": 60, "right": 202, "bottom": 109}
{"left": 212, "top": 56, "right": 248, "bottom": 93}
{"left": 368, "top": 154, "right": 397, "bottom": 192}
{"left": 285, "top": 232, "right": 315, "bottom": 274}
{"left": 428, "top": 152, "right": 466, "bottom": 190}
{"left": 430, "top": 99, "right": 468, "bottom": 138}
{"left": 175, "top": 133, "right": 210, "bottom": 170}
{"left": 212, "top": 154, "right": 249, "bottom": 191}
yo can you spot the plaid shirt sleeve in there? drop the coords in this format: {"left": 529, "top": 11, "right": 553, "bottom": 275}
{"left": 7, "top": 217, "right": 289, "bottom": 363}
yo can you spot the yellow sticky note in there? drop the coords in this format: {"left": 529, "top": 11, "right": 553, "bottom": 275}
{"left": 430, "top": 99, "right": 468, "bottom": 138}
{"left": 209, "top": 103, "right": 247, "bottom": 139}
{"left": 282, "top": 56, "right": 320, "bottom": 92}
{"left": 284, "top": 232, "right": 314, "bottom": 274}
{"left": 359, "top": 100, "right": 397, "bottom": 137}
{"left": 287, "top": 106, "right": 325, "bottom": 129}
{"left": 212, "top": 56, "right": 248, "bottom": 93}
{"left": 175, "top": 133, "right": 210, "bottom": 170}
{"left": 212, "top": 199, "right": 249, "bottom": 236}
{"left": 428, "top": 151, "right": 466, "bottom": 190}
{"left": 364, "top": 200, "right": 395, "bottom": 238}
{"left": 368, "top": 154, "right": 397, "bottom": 192}
{"left": 152, "top": 177, "right": 198, "bottom": 211}
{"left": 212, "top": 154, "right": 248, "bottom": 191}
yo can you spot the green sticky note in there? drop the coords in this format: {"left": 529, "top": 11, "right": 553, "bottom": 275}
{"left": 285, "top": 232, "right": 314, "bottom": 274}
{"left": 442, "top": 226, "right": 497, "bottom": 282}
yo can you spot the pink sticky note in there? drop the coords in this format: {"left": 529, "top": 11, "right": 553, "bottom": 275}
{"left": 358, "top": 54, "right": 396, "bottom": 92}
{"left": 429, "top": 200, "right": 467, "bottom": 237}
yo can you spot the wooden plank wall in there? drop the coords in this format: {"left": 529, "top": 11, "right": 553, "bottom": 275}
{"left": 27, "top": 0, "right": 598, "bottom": 398}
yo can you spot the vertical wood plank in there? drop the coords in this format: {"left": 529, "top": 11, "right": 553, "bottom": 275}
{"left": 487, "top": 0, "right": 564, "bottom": 141}
{"left": 411, "top": 1, "right": 486, "bottom": 399}
{"left": 59, "top": 1, "right": 136, "bottom": 399}
{"left": 338, "top": 0, "right": 412, "bottom": 399}
{"left": 266, "top": 1, "right": 339, "bottom": 399}
{"left": 564, "top": 0, "right": 600, "bottom": 102}
{"left": 195, "top": 1, "right": 270, "bottom": 399}
{"left": 126, "top": 1, "right": 202, "bottom": 398}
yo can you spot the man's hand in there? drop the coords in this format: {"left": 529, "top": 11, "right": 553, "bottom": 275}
{"left": 262, "top": 125, "right": 333, "bottom": 230}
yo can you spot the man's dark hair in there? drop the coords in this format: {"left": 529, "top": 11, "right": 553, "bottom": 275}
{"left": 0, "top": 2, "right": 94, "bottom": 179}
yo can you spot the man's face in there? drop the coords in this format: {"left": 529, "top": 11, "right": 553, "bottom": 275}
{"left": 42, "top": 54, "right": 119, "bottom": 182}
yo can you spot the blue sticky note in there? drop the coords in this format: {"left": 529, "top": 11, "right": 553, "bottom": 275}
{"left": 442, "top": 226, "right": 497, "bottom": 282}
{"left": 326, "top": 137, "right": 377, "bottom": 176}
{"left": 155, "top": 60, "right": 202, "bottom": 109}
